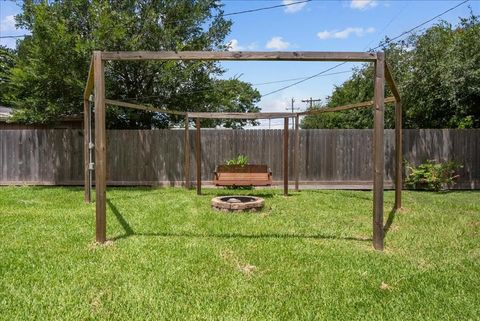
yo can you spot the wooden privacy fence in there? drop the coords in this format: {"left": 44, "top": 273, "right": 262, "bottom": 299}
{"left": 1, "top": 128, "right": 479, "bottom": 189}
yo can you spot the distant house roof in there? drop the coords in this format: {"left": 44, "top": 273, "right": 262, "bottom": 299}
{"left": 0, "top": 106, "right": 13, "bottom": 121}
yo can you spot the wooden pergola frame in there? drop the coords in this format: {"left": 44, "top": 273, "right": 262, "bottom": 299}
{"left": 83, "top": 50, "right": 402, "bottom": 251}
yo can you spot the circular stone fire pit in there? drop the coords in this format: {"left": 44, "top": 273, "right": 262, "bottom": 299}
{"left": 211, "top": 196, "right": 264, "bottom": 212}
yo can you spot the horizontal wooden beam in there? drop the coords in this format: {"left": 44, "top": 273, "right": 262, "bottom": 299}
{"left": 101, "top": 51, "right": 378, "bottom": 62}
{"left": 106, "top": 97, "right": 396, "bottom": 120}
{"left": 188, "top": 111, "right": 296, "bottom": 120}
{"left": 106, "top": 96, "right": 396, "bottom": 120}
{"left": 83, "top": 56, "right": 94, "bottom": 100}
{"left": 385, "top": 62, "right": 401, "bottom": 102}
{"left": 105, "top": 99, "right": 186, "bottom": 116}
{"left": 300, "top": 96, "right": 396, "bottom": 116}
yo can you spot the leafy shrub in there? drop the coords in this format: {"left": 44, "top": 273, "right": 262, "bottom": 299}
{"left": 226, "top": 155, "right": 249, "bottom": 166}
{"left": 405, "top": 160, "right": 462, "bottom": 191}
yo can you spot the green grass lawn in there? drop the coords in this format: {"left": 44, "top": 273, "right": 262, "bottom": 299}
{"left": 0, "top": 186, "right": 479, "bottom": 320}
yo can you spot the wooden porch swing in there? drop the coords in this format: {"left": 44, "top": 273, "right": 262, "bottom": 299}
{"left": 213, "top": 164, "right": 273, "bottom": 187}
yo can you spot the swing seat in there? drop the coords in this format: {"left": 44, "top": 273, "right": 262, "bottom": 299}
{"left": 213, "top": 164, "right": 272, "bottom": 186}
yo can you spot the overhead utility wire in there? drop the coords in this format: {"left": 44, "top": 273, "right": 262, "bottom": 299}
{"left": 224, "top": 0, "right": 309, "bottom": 16}
{"left": 261, "top": 62, "right": 347, "bottom": 97}
{"left": 121, "top": 69, "right": 352, "bottom": 104}
{"left": 370, "top": 0, "right": 469, "bottom": 50}
{"left": 260, "top": 0, "right": 470, "bottom": 97}
{"left": 0, "top": 0, "right": 310, "bottom": 39}
{"left": 259, "top": 1, "right": 407, "bottom": 97}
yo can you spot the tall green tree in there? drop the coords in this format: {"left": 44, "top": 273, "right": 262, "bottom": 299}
{"left": 0, "top": 46, "right": 16, "bottom": 107}
{"left": 4, "top": 0, "right": 260, "bottom": 128}
{"left": 302, "top": 12, "right": 480, "bottom": 129}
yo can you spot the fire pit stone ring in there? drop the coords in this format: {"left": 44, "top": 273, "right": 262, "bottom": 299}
{"left": 211, "top": 196, "right": 264, "bottom": 212}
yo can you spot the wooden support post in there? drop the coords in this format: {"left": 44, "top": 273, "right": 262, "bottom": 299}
{"left": 283, "top": 117, "right": 289, "bottom": 196}
{"left": 294, "top": 114, "right": 300, "bottom": 192}
{"left": 83, "top": 99, "right": 91, "bottom": 203}
{"left": 373, "top": 52, "right": 385, "bottom": 251}
{"left": 184, "top": 114, "right": 190, "bottom": 189}
{"left": 94, "top": 51, "right": 107, "bottom": 243}
{"left": 395, "top": 100, "right": 403, "bottom": 209}
{"left": 195, "top": 118, "right": 202, "bottom": 195}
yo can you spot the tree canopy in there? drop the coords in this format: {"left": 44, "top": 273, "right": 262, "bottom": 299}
{"left": 2, "top": 0, "right": 260, "bottom": 128}
{"left": 0, "top": 46, "right": 16, "bottom": 107}
{"left": 302, "top": 12, "right": 480, "bottom": 129}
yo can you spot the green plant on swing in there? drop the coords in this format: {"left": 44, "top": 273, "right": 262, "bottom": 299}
{"left": 225, "top": 155, "right": 249, "bottom": 166}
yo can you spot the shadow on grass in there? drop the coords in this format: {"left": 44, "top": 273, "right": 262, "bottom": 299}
{"left": 383, "top": 207, "right": 397, "bottom": 235}
{"left": 108, "top": 199, "right": 134, "bottom": 238}
{"left": 107, "top": 200, "right": 371, "bottom": 243}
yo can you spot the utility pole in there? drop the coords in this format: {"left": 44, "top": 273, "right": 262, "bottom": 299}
{"left": 285, "top": 98, "right": 300, "bottom": 129}
{"left": 301, "top": 97, "right": 322, "bottom": 109}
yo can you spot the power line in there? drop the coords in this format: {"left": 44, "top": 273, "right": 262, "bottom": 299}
{"left": 371, "top": 0, "right": 469, "bottom": 50}
{"left": 224, "top": 0, "right": 310, "bottom": 16}
{"left": 362, "top": 1, "right": 410, "bottom": 51}
{"left": 0, "top": 0, "right": 310, "bottom": 39}
{"left": 0, "top": 35, "right": 28, "bottom": 39}
{"left": 117, "top": 69, "right": 353, "bottom": 103}
{"left": 253, "top": 70, "right": 352, "bottom": 86}
{"left": 261, "top": 62, "right": 347, "bottom": 97}
{"left": 261, "top": 0, "right": 470, "bottom": 97}
{"left": 1, "top": 0, "right": 470, "bottom": 97}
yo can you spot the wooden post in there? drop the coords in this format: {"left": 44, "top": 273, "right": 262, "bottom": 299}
{"left": 94, "top": 51, "right": 106, "bottom": 243}
{"left": 83, "top": 99, "right": 91, "bottom": 203}
{"left": 373, "top": 52, "right": 385, "bottom": 251}
{"left": 283, "top": 117, "right": 289, "bottom": 196}
{"left": 384, "top": 62, "right": 402, "bottom": 211}
{"left": 395, "top": 100, "right": 402, "bottom": 209}
{"left": 184, "top": 114, "right": 190, "bottom": 189}
{"left": 294, "top": 114, "right": 300, "bottom": 192}
{"left": 195, "top": 118, "right": 202, "bottom": 195}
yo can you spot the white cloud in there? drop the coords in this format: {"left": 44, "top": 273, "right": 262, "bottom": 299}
{"left": 0, "top": 15, "right": 16, "bottom": 32}
{"left": 228, "top": 39, "right": 243, "bottom": 51}
{"left": 227, "top": 39, "right": 257, "bottom": 51}
{"left": 265, "top": 36, "right": 290, "bottom": 50}
{"left": 350, "top": 0, "right": 378, "bottom": 10}
{"left": 317, "top": 27, "right": 375, "bottom": 40}
{"left": 283, "top": 0, "right": 308, "bottom": 13}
